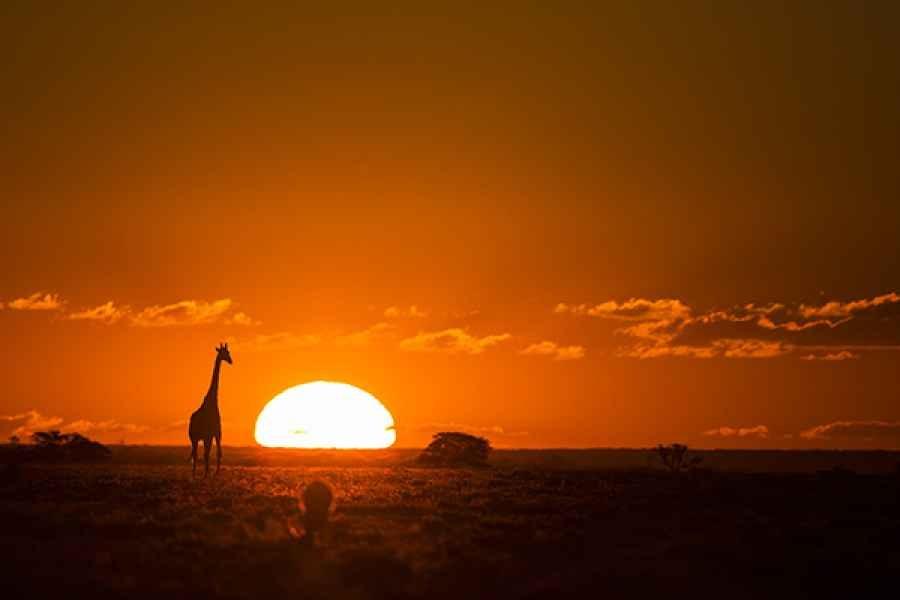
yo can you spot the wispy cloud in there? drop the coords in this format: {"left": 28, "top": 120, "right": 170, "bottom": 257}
{"left": 1, "top": 410, "right": 64, "bottom": 439}
{"left": 336, "top": 322, "right": 394, "bottom": 347}
{"left": 715, "top": 339, "right": 792, "bottom": 359}
{"left": 799, "top": 420, "right": 900, "bottom": 441}
{"left": 520, "top": 341, "right": 585, "bottom": 361}
{"left": 63, "top": 419, "right": 149, "bottom": 436}
{"left": 559, "top": 291, "right": 900, "bottom": 360}
{"left": 756, "top": 315, "right": 849, "bottom": 332}
{"left": 225, "top": 311, "right": 261, "bottom": 326}
{"left": 7, "top": 292, "right": 64, "bottom": 311}
{"left": 384, "top": 305, "right": 428, "bottom": 319}
{"left": 623, "top": 339, "right": 791, "bottom": 359}
{"left": 407, "top": 422, "right": 529, "bottom": 438}
{"left": 703, "top": 424, "right": 769, "bottom": 439}
{"left": 399, "top": 328, "right": 511, "bottom": 355}
{"left": 555, "top": 298, "right": 690, "bottom": 321}
{"left": 0, "top": 410, "right": 146, "bottom": 441}
{"left": 800, "top": 350, "right": 859, "bottom": 361}
{"left": 624, "top": 343, "right": 717, "bottom": 359}
{"left": 800, "top": 292, "right": 900, "bottom": 319}
{"left": 131, "top": 298, "right": 233, "bottom": 327}
{"left": 4, "top": 293, "right": 258, "bottom": 329}
{"left": 67, "top": 301, "right": 130, "bottom": 324}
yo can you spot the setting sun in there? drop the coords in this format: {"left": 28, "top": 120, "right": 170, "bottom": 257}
{"left": 254, "top": 381, "right": 396, "bottom": 449}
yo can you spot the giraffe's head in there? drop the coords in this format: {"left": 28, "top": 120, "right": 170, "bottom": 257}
{"left": 216, "top": 342, "right": 233, "bottom": 365}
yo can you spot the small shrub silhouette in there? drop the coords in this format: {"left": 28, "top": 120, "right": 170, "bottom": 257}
{"left": 29, "top": 430, "right": 111, "bottom": 462}
{"left": 656, "top": 443, "right": 702, "bottom": 473}
{"left": 418, "top": 432, "right": 492, "bottom": 467}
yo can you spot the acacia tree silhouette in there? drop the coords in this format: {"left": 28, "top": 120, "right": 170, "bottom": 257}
{"left": 418, "top": 432, "right": 492, "bottom": 467}
{"left": 188, "top": 343, "right": 232, "bottom": 477}
{"left": 656, "top": 443, "right": 703, "bottom": 473}
{"left": 32, "top": 430, "right": 66, "bottom": 446}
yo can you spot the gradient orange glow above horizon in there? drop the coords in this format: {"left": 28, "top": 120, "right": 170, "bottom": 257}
{"left": 2, "top": 3, "right": 899, "bottom": 449}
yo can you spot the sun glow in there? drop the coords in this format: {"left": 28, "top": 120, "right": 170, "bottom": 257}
{"left": 254, "top": 381, "right": 396, "bottom": 449}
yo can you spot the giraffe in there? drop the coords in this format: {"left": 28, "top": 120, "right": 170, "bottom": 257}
{"left": 189, "top": 343, "right": 232, "bottom": 477}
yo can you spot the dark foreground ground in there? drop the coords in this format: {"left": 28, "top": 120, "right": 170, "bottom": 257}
{"left": 2, "top": 449, "right": 900, "bottom": 599}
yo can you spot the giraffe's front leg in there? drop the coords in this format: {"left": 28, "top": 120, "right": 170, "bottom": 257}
{"left": 191, "top": 439, "right": 198, "bottom": 478}
{"left": 214, "top": 434, "right": 222, "bottom": 475}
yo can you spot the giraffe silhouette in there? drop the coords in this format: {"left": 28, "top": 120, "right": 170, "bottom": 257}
{"left": 189, "top": 343, "right": 232, "bottom": 477}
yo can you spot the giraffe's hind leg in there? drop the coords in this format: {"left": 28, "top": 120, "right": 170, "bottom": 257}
{"left": 190, "top": 438, "right": 199, "bottom": 478}
{"left": 214, "top": 433, "right": 222, "bottom": 475}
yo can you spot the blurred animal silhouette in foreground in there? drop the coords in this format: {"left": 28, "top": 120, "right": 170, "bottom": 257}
{"left": 189, "top": 343, "right": 232, "bottom": 477}
{"left": 300, "top": 480, "right": 333, "bottom": 545}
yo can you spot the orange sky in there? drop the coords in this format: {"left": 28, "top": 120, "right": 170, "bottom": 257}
{"left": 2, "top": 3, "right": 899, "bottom": 448}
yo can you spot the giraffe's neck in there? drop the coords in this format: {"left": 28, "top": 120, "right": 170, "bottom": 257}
{"left": 202, "top": 356, "right": 222, "bottom": 409}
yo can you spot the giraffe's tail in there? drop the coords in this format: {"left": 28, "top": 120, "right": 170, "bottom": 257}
{"left": 189, "top": 444, "right": 197, "bottom": 463}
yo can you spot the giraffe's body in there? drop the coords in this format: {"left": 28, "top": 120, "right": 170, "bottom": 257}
{"left": 189, "top": 343, "right": 232, "bottom": 477}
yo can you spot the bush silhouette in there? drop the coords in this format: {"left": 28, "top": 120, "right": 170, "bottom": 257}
{"left": 29, "top": 430, "right": 111, "bottom": 462}
{"left": 656, "top": 443, "right": 702, "bottom": 473}
{"left": 418, "top": 432, "right": 492, "bottom": 467}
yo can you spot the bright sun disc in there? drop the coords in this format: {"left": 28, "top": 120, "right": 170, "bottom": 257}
{"left": 254, "top": 381, "right": 396, "bottom": 449}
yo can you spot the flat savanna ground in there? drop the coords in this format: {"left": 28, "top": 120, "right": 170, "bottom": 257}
{"left": 2, "top": 449, "right": 900, "bottom": 599}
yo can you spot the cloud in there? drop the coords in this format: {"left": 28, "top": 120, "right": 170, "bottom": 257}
{"left": 624, "top": 339, "right": 791, "bottom": 359}
{"left": 67, "top": 301, "right": 130, "bottom": 324}
{"left": 336, "top": 322, "right": 394, "bottom": 347}
{"left": 555, "top": 298, "right": 690, "bottom": 321}
{"left": 561, "top": 291, "right": 900, "bottom": 360}
{"left": 5, "top": 294, "right": 261, "bottom": 329}
{"left": 624, "top": 344, "right": 717, "bottom": 359}
{"left": 230, "top": 331, "right": 320, "bottom": 353}
{"left": 225, "top": 311, "right": 261, "bottom": 326}
{"left": 63, "top": 419, "right": 149, "bottom": 436}
{"left": 520, "top": 341, "right": 585, "bottom": 361}
{"left": 800, "top": 350, "right": 859, "bottom": 361}
{"left": 399, "top": 328, "right": 511, "bottom": 355}
{"left": 384, "top": 305, "right": 428, "bottom": 319}
{"left": 799, "top": 420, "right": 900, "bottom": 441}
{"left": 407, "top": 422, "right": 529, "bottom": 438}
{"left": 703, "top": 425, "right": 769, "bottom": 439}
{"left": 131, "top": 298, "right": 233, "bottom": 327}
{"left": 800, "top": 292, "right": 900, "bottom": 319}
{"left": 756, "top": 314, "right": 849, "bottom": 332}
{"left": 0, "top": 410, "right": 146, "bottom": 441}
{"left": 0, "top": 410, "right": 64, "bottom": 439}
{"left": 713, "top": 339, "right": 792, "bottom": 358}
{"left": 7, "top": 292, "right": 64, "bottom": 311}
